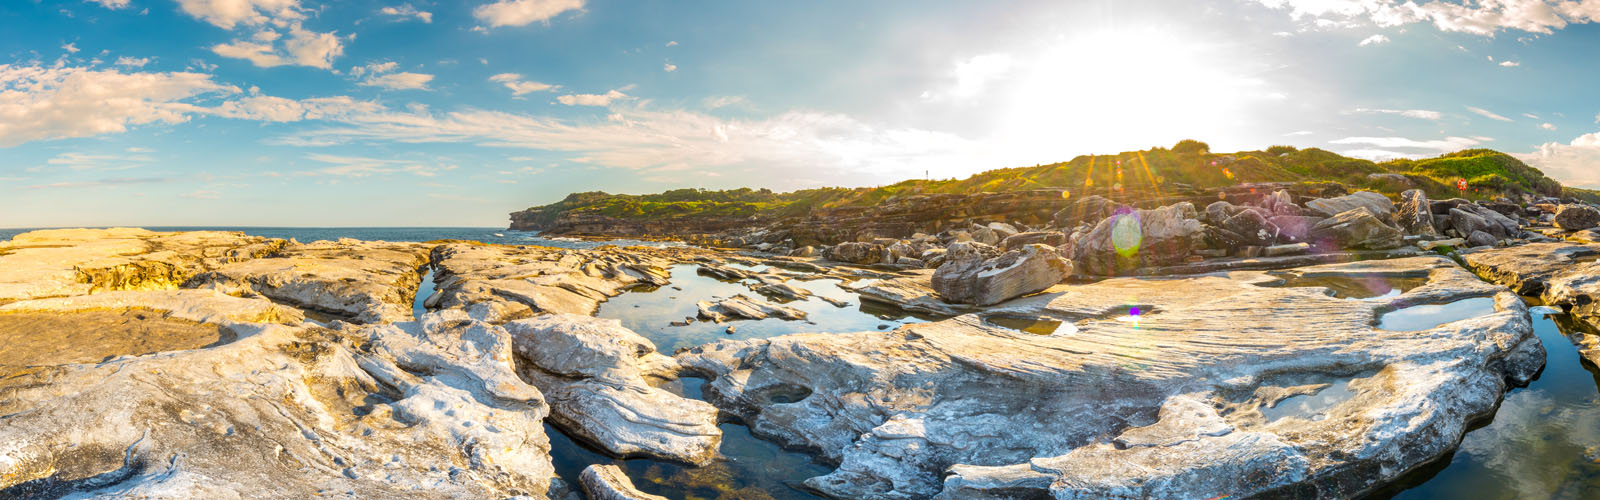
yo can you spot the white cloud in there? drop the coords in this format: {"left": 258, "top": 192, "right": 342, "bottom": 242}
{"left": 665, "top": 40, "right": 678, "bottom": 47}
{"left": 1466, "top": 105, "right": 1514, "bottom": 122}
{"left": 1353, "top": 107, "right": 1442, "bottom": 120}
{"left": 379, "top": 4, "right": 432, "bottom": 23}
{"left": 1500, "top": 60, "right": 1521, "bottom": 67}
{"left": 181, "top": 189, "right": 222, "bottom": 199}
{"left": 114, "top": 56, "right": 152, "bottom": 67}
{"left": 1520, "top": 132, "right": 1600, "bottom": 188}
{"left": 62, "top": 43, "right": 80, "bottom": 54}
{"left": 556, "top": 89, "right": 627, "bottom": 106}
{"left": 270, "top": 106, "right": 982, "bottom": 183}
{"left": 42, "top": 152, "right": 153, "bottom": 171}
{"left": 208, "top": 95, "right": 380, "bottom": 122}
{"left": 704, "top": 96, "right": 746, "bottom": 109}
{"left": 1541, "top": 122, "right": 1557, "bottom": 130}
{"left": 86, "top": 0, "right": 132, "bottom": 8}
{"left": 300, "top": 153, "right": 456, "bottom": 177}
{"left": 923, "top": 53, "right": 1015, "bottom": 101}
{"left": 489, "top": 73, "right": 555, "bottom": 95}
{"left": 473, "top": 0, "right": 584, "bottom": 28}
{"left": 211, "top": 25, "right": 345, "bottom": 69}
{"left": 1524, "top": 113, "right": 1541, "bottom": 119}
{"left": 1358, "top": 34, "right": 1390, "bottom": 46}
{"left": 1252, "top": 0, "right": 1600, "bottom": 37}
{"left": 1284, "top": 130, "right": 1315, "bottom": 136}
{"left": 360, "top": 72, "right": 433, "bottom": 90}
{"left": 351, "top": 61, "right": 398, "bottom": 77}
{"left": 175, "top": 0, "right": 302, "bottom": 29}
{"left": 663, "top": 62, "right": 677, "bottom": 72}
{"left": 1329, "top": 135, "right": 1487, "bottom": 151}
{"left": 0, "top": 64, "right": 237, "bottom": 147}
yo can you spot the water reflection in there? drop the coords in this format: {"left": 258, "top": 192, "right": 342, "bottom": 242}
{"left": 1377, "top": 297, "right": 1498, "bottom": 331}
{"left": 597, "top": 264, "right": 937, "bottom": 353}
{"left": 1266, "top": 274, "right": 1430, "bottom": 300}
{"left": 1376, "top": 309, "right": 1600, "bottom": 499}
{"left": 1260, "top": 379, "right": 1358, "bottom": 422}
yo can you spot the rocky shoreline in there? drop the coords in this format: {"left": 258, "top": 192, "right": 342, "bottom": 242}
{"left": 6, "top": 188, "right": 1600, "bottom": 499}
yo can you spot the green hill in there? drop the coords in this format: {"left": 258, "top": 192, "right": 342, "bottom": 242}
{"left": 514, "top": 140, "right": 1580, "bottom": 227}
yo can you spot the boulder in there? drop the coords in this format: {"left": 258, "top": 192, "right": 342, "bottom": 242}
{"left": 581, "top": 465, "right": 669, "bottom": 500}
{"left": 1260, "top": 189, "right": 1302, "bottom": 216}
{"left": 1449, "top": 208, "right": 1497, "bottom": 240}
{"left": 1074, "top": 203, "right": 1205, "bottom": 275}
{"left": 789, "top": 246, "right": 816, "bottom": 257}
{"left": 932, "top": 243, "right": 1071, "bottom": 306}
{"left": 1053, "top": 195, "right": 1118, "bottom": 228}
{"left": 1305, "top": 191, "right": 1393, "bottom": 219}
{"left": 1267, "top": 215, "right": 1325, "bottom": 244}
{"left": 1467, "top": 230, "right": 1499, "bottom": 248}
{"left": 1396, "top": 189, "right": 1439, "bottom": 237}
{"left": 987, "top": 222, "right": 1020, "bottom": 240}
{"left": 506, "top": 314, "right": 721, "bottom": 465}
{"left": 1205, "top": 201, "right": 1242, "bottom": 224}
{"left": 1308, "top": 207, "right": 1403, "bottom": 250}
{"left": 970, "top": 226, "right": 1000, "bottom": 245}
{"left": 1220, "top": 209, "right": 1279, "bottom": 247}
{"left": 824, "top": 242, "right": 886, "bottom": 265}
{"left": 1555, "top": 204, "right": 1600, "bottom": 231}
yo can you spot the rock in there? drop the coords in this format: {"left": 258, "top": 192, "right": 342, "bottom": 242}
{"left": 696, "top": 294, "right": 807, "bottom": 321}
{"left": 1074, "top": 203, "right": 1205, "bottom": 276}
{"left": 824, "top": 242, "right": 887, "bottom": 265}
{"left": 1267, "top": 215, "right": 1325, "bottom": 243}
{"left": 1263, "top": 242, "right": 1310, "bottom": 257}
{"left": 1205, "top": 201, "right": 1241, "bottom": 224}
{"left": 932, "top": 244, "right": 1071, "bottom": 306}
{"left": 1396, "top": 189, "right": 1439, "bottom": 237}
{"left": 1449, "top": 208, "right": 1496, "bottom": 240}
{"left": 1053, "top": 195, "right": 1117, "bottom": 228}
{"left": 1461, "top": 242, "right": 1600, "bottom": 296}
{"left": 1571, "top": 229, "right": 1600, "bottom": 244}
{"left": 0, "top": 228, "right": 284, "bottom": 302}
{"left": 1419, "top": 238, "right": 1467, "bottom": 251}
{"left": 756, "top": 282, "right": 813, "bottom": 301}
{"left": 895, "top": 257, "right": 927, "bottom": 268}
{"left": 580, "top": 464, "right": 669, "bottom": 500}
{"left": 999, "top": 231, "right": 1066, "bottom": 251}
{"left": 846, "top": 271, "right": 970, "bottom": 316}
{"left": 186, "top": 240, "right": 432, "bottom": 324}
{"left": 1467, "top": 230, "right": 1499, "bottom": 248}
{"left": 1309, "top": 207, "right": 1403, "bottom": 250}
{"left": 789, "top": 246, "right": 816, "bottom": 257}
{"left": 0, "top": 307, "right": 572, "bottom": 498}
{"left": 677, "top": 257, "right": 1535, "bottom": 500}
{"left": 427, "top": 243, "right": 677, "bottom": 322}
{"left": 1261, "top": 189, "right": 1301, "bottom": 216}
{"left": 505, "top": 314, "right": 720, "bottom": 465}
{"left": 1221, "top": 209, "right": 1279, "bottom": 247}
{"left": 1555, "top": 204, "right": 1600, "bottom": 231}
{"left": 1305, "top": 191, "right": 1393, "bottom": 219}
{"left": 987, "top": 222, "right": 1020, "bottom": 240}
{"left": 970, "top": 226, "right": 1000, "bottom": 245}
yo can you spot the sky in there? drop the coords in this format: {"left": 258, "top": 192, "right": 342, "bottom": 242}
{"left": 3, "top": 0, "right": 1600, "bottom": 227}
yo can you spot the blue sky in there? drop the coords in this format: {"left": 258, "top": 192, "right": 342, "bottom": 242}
{"left": 3, "top": 0, "right": 1599, "bottom": 227}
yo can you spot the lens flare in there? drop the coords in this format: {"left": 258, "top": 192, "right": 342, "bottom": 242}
{"left": 1111, "top": 211, "right": 1142, "bottom": 258}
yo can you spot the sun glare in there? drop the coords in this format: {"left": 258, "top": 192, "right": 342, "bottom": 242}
{"left": 993, "top": 29, "right": 1274, "bottom": 165}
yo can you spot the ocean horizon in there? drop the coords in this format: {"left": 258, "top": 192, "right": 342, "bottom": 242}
{"left": 0, "top": 226, "right": 679, "bottom": 250}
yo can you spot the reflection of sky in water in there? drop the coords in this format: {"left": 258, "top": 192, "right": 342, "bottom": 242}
{"left": 1271, "top": 274, "right": 1429, "bottom": 300}
{"left": 1377, "top": 297, "right": 1498, "bottom": 331}
{"left": 1259, "top": 379, "right": 1357, "bottom": 422}
{"left": 1387, "top": 311, "right": 1600, "bottom": 500}
{"left": 412, "top": 269, "right": 437, "bottom": 320}
{"left": 597, "top": 264, "right": 935, "bottom": 353}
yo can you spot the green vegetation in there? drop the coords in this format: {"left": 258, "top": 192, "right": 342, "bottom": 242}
{"left": 519, "top": 140, "right": 1580, "bottom": 224}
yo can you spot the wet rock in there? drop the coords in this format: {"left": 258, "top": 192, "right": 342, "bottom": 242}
{"left": 1460, "top": 242, "right": 1600, "bottom": 296}
{"left": 505, "top": 314, "right": 720, "bottom": 465}
{"left": 1556, "top": 204, "right": 1600, "bottom": 231}
{"left": 1396, "top": 189, "right": 1439, "bottom": 237}
{"left": 1305, "top": 191, "right": 1393, "bottom": 219}
{"left": 186, "top": 240, "right": 432, "bottom": 324}
{"left": 846, "top": 272, "right": 968, "bottom": 316}
{"left": 1075, "top": 203, "right": 1205, "bottom": 276}
{"left": 679, "top": 257, "right": 1533, "bottom": 500}
{"left": 825, "top": 242, "right": 887, "bottom": 265}
{"left": 696, "top": 294, "right": 807, "bottom": 322}
{"left": 756, "top": 282, "right": 813, "bottom": 301}
{"left": 1309, "top": 207, "right": 1403, "bottom": 250}
{"left": 580, "top": 464, "right": 669, "bottom": 500}
{"left": 932, "top": 244, "right": 1070, "bottom": 306}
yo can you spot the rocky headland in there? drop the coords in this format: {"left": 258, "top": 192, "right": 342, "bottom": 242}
{"left": 6, "top": 166, "right": 1600, "bottom": 499}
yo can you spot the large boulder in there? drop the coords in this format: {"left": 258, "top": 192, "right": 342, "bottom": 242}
{"left": 932, "top": 243, "right": 1071, "bottom": 306}
{"left": 1305, "top": 191, "right": 1393, "bottom": 219}
{"left": 1268, "top": 215, "right": 1326, "bottom": 244}
{"left": 1449, "top": 208, "right": 1505, "bottom": 240}
{"left": 1396, "top": 189, "right": 1439, "bottom": 237}
{"left": 824, "top": 242, "right": 885, "bottom": 265}
{"left": 1555, "top": 204, "right": 1600, "bottom": 231}
{"left": 1220, "top": 209, "right": 1280, "bottom": 247}
{"left": 1075, "top": 203, "right": 1205, "bottom": 275}
{"left": 1308, "top": 207, "right": 1403, "bottom": 250}
{"left": 999, "top": 231, "right": 1067, "bottom": 251}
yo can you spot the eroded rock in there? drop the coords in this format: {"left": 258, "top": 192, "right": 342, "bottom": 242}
{"left": 186, "top": 239, "right": 432, "bottom": 324}
{"left": 1555, "top": 204, "right": 1600, "bottom": 231}
{"left": 932, "top": 244, "right": 1070, "bottom": 306}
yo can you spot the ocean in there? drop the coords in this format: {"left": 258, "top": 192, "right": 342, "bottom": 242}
{"left": 0, "top": 227, "right": 680, "bottom": 249}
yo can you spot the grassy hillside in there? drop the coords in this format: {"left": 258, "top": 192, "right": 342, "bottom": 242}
{"left": 517, "top": 141, "right": 1576, "bottom": 224}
